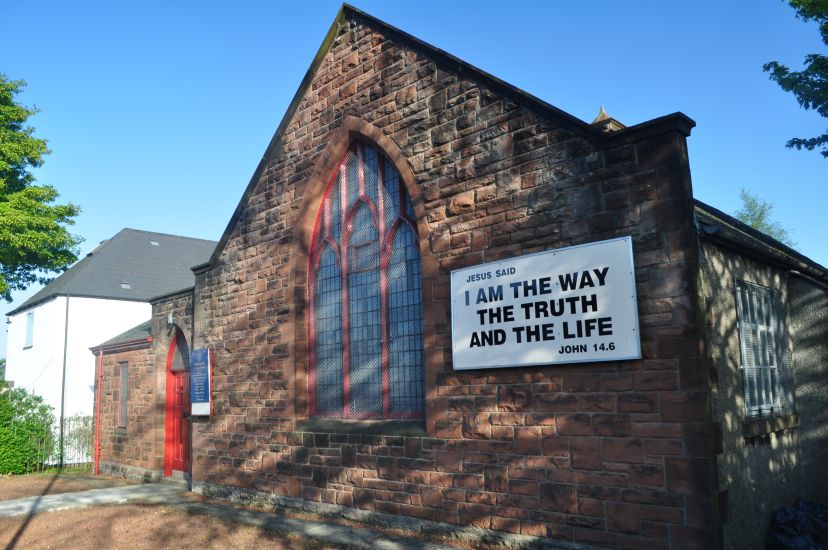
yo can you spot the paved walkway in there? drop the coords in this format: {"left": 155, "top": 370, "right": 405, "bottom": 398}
{"left": 0, "top": 482, "right": 186, "bottom": 518}
{"left": 0, "top": 482, "right": 459, "bottom": 550}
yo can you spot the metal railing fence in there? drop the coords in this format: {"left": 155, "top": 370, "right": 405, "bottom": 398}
{"left": 9, "top": 415, "right": 93, "bottom": 473}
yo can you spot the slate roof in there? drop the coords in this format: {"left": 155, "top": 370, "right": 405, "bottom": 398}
{"left": 8, "top": 228, "right": 217, "bottom": 316}
{"left": 92, "top": 319, "right": 153, "bottom": 350}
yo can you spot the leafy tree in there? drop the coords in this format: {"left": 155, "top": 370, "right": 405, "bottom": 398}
{"left": 735, "top": 188, "right": 796, "bottom": 246}
{"left": 0, "top": 381, "right": 55, "bottom": 474}
{"left": 0, "top": 73, "right": 81, "bottom": 302}
{"left": 0, "top": 358, "right": 4, "bottom": 380}
{"left": 763, "top": 0, "right": 828, "bottom": 157}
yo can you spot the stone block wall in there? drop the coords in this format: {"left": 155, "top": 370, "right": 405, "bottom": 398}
{"left": 788, "top": 275, "right": 828, "bottom": 502}
{"left": 97, "top": 290, "right": 196, "bottom": 479}
{"left": 151, "top": 289, "right": 196, "bottom": 372}
{"left": 189, "top": 11, "right": 715, "bottom": 549}
{"left": 700, "top": 241, "right": 808, "bottom": 549}
{"left": 96, "top": 345, "right": 159, "bottom": 474}
{"left": 150, "top": 289, "right": 196, "bottom": 473}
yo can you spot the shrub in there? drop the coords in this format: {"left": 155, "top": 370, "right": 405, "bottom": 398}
{"left": 0, "top": 381, "right": 55, "bottom": 474}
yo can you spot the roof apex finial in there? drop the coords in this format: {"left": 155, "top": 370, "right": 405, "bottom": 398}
{"left": 591, "top": 106, "right": 626, "bottom": 132}
{"left": 592, "top": 106, "right": 611, "bottom": 124}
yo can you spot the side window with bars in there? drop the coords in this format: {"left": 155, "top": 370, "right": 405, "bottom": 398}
{"left": 735, "top": 280, "right": 794, "bottom": 418}
{"left": 308, "top": 140, "right": 425, "bottom": 419}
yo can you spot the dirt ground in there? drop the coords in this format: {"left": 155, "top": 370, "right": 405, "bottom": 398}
{"left": 0, "top": 471, "right": 135, "bottom": 501}
{"left": 0, "top": 502, "right": 350, "bottom": 549}
{"left": 0, "top": 475, "right": 503, "bottom": 549}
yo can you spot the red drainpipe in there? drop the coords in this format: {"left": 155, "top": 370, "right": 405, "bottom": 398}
{"left": 93, "top": 349, "right": 103, "bottom": 476}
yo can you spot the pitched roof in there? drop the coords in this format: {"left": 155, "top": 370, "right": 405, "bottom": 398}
{"left": 694, "top": 200, "right": 828, "bottom": 284}
{"left": 91, "top": 319, "right": 152, "bottom": 352}
{"left": 8, "top": 228, "right": 217, "bottom": 316}
{"left": 199, "top": 4, "right": 694, "bottom": 270}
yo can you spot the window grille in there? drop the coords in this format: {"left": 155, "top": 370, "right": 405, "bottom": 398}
{"left": 308, "top": 141, "right": 425, "bottom": 419}
{"left": 735, "top": 280, "right": 794, "bottom": 418}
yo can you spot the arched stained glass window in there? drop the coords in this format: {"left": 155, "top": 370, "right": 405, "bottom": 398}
{"left": 308, "top": 141, "right": 425, "bottom": 419}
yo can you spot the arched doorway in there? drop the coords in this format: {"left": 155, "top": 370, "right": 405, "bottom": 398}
{"left": 164, "top": 329, "right": 190, "bottom": 477}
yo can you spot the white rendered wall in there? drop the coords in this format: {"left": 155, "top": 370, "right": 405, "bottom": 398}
{"left": 5, "top": 297, "right": 150, "bottom": 418}
{"left": 64, "top": 297, "right": 150, "bottom": 416}
{"left": 6, "top": 297, "right": 68, "bottom": 415}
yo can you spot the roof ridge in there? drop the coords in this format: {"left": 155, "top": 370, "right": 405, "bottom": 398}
{"left": 204, "top": 4, "right": 696, "bottom": 269}
{"left": 7, "top": 228, "right": 217, "bottom": 316}
{"left": 6, "top": 235, "right": 118, "bottom": 314}
{"left": 206, "top": 4, "right": 614, "bottom": 268}
{"left": 118, "top": 227, "right": 218, "bottom": 243}
{"left": 341, "top": 4, "right": 600, "bottom": 137}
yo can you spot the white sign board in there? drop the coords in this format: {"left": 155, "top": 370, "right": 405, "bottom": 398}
{"left": 450, "top": 236, "right": 640, "bottom": 370}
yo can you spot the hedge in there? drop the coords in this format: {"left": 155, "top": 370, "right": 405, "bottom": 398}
{"left": 0, "top": 381, "right": 54, "bottom": 474}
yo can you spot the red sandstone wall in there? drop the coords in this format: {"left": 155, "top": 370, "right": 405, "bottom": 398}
{"left": 97, "top": 346, "right": 159, "bottom": 473}
{"left": 97, "top": 291, "right": 197, "bottom": 479}
{"left": 190, "top": 12, "right": 715, "bottom": 549}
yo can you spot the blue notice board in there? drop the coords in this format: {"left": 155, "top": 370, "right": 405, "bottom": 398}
{"left": 190, "top": 348, "right": 211, "bottom": 416}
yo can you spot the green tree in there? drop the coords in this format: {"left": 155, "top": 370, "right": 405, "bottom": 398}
{"left": 0, "top": 73, "right": 81, "bottom": 302}
{"left": 0, "top": 381, "right": 55, "bottom": 474}
{"left": 735, "top": 188, "right": 796, "bottom": 246}
{"left": 0, "top": 358, "right": 5, "bottom": 380}
{"left": 763, "top": 0, "right": 828, "bottom": 157}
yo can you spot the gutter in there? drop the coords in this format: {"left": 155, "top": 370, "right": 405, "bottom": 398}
{"left": 8, "top": 292, "right": 156, "bottom": 318}
{"left": 59, "top": 297, "right": 69, "bottom": 470}
{"left": 695, "top": 200, "right": 828, "bottom": 284}
{"left": 149, "top": 286, "right": 194, "bottom": 305}
{"left": 89, "top": 336, "right": 153, "bottom": 355}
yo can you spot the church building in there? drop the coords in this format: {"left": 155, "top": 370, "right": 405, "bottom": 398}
{"left": 91, "top": 6, "right": 828, "bottom": 549}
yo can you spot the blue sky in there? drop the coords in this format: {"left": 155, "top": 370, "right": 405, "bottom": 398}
{"left": 1, "top": 1, "right": 825, "bottom": 358}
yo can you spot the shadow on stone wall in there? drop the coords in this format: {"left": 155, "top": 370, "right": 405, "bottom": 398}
{"left": 701, "top": 243, "right": 828, "bottom": 549}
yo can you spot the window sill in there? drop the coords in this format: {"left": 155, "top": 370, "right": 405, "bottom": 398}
{"left": 114, "top": 427, "right": 127, "bottom": 436}
{"left": 296, "top": 418, "right": 426, "bottom": 437}
{"left": 743, "top": 413, "right": 799, "bottom": 439}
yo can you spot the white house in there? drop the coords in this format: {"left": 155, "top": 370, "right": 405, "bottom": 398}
{"left": 4, "top": 228, "right": 216, "bottom": 418}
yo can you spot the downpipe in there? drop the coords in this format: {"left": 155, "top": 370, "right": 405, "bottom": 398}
{"left": 93, "top": 349, "right": 103, "bottom": 476}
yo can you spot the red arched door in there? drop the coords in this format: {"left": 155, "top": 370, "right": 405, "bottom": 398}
{"left": 164, "top": 330, "right": 190, "bottom": 476}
